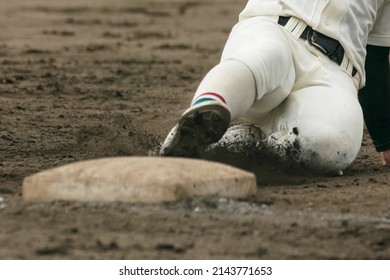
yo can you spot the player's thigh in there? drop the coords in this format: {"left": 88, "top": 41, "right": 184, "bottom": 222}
{"left": 221, "top": 17, "right": 295, "bottom": 100}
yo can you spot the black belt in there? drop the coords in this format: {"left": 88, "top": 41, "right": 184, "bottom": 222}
{"left": 278, "top": 16, "right": 357, "bottom": 77}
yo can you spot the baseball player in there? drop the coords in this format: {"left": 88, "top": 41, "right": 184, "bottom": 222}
{"left": 160, "top": 0, "right": 390, "bottom": 174}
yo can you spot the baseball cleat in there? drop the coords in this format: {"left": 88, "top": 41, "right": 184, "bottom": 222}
{"left": 159, "top": 101, "right": 231, "bottom": 157}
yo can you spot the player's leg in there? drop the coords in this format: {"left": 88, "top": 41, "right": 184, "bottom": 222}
{"left": 160, "top": 17, "right": 295, "bottom": 157}
{"left": 259, "top": 63, "right": 364, "bottom": 174}
{"left": 159, "top": 60, "right": 255, "bottom": 157}
{"left": 192, "top": 60, "right": 256, "bottom": 121}
{"left": 207, "top": 22, "right": 363, "bottom": 174}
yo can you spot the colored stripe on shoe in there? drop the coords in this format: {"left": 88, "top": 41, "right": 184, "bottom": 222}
{"left": 192, "top": 92, "right": 226, "bottom": 106}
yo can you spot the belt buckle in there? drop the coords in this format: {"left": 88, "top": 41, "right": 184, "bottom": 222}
{"left": 303, "top": 23, "right": 357, "bottom": 77}
{"left": 307, "top": 29, "right": 329, "bottom": 55}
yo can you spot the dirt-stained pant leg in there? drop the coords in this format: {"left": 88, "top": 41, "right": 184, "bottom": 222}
{"left": 256, "top": 79, "right": 363, "bottom": 173}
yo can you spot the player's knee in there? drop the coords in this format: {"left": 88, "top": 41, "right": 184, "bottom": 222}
{"left": 296, "top": 123, "right": 362, "bottom": 173}
{"left": 265, "top": 123, "right": 362, "bottom": 173}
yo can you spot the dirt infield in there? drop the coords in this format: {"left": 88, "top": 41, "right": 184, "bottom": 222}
{"left": 0, "top": 0, "right": 389, "bottom": 259}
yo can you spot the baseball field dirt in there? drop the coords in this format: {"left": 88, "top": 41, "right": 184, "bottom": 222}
{"left": 0, "top": 0, "right": 389, "bottom": 259}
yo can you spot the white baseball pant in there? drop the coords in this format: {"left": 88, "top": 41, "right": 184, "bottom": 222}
{"left": 192, "top": 16, "right": 364, "bottom": 173}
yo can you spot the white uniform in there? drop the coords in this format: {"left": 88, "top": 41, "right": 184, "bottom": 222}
{"left": 190, "top": 0, "right": 390, "bottom": 173}
{"left": 239, "top": 0, "right": 390, "bottom": 88}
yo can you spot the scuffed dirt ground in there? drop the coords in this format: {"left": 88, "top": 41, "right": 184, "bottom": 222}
{"left": 0, "top": 0, "right": 389, "bottom": 260}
